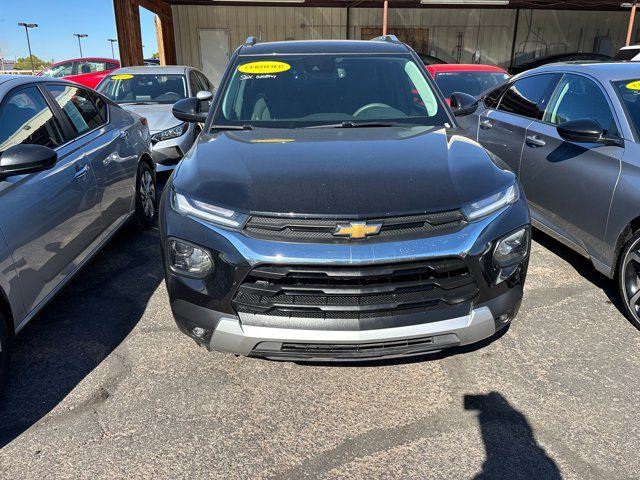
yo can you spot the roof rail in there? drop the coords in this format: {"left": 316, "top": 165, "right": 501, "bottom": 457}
{"left": 244, "top": 36, "right": 259, "bottom": 46}
{"left": 371, "top": 35, "right": 401, "bottom": 44}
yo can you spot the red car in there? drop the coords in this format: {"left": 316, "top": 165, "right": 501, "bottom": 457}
{"left": 426, "top": 64, "right": 509, "bottom": 104}
{"left": 38, "top": 57, "right": 120, "bottom": 89}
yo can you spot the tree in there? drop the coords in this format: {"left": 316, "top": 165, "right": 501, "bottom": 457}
{"left": 151, "top": 52, "right": 159, "bottom": 59}
{"left": 14, "top": 55, "right": 51, "bottom": 71}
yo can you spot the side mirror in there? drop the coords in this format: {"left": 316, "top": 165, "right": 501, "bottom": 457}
{"left": 0, "top": 144, "right": 57, "bottom": 179}
{"left": 557, "top": 119, "right": 624, "bottom": 147}
{"left": 449, "top": 92, "right": 479, "bottom": 117}
{"left": 173, "top": 97, "right": 207, "bottom": 123}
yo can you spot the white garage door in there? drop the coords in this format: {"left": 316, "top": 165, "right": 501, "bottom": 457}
{"left": 198, "top": 29, "right": 230, "bottom": 88}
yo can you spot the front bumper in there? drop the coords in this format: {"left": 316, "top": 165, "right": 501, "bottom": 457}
{"left": 150, "top": 126, "right": 195, "bottom": 171}
{"left": 160, "top": 187, "right": 530, "bottom": 361}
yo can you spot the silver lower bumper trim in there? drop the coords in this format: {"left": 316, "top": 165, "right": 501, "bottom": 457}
{"left": 209, "top": 306, "right": 496, "bottom": 356}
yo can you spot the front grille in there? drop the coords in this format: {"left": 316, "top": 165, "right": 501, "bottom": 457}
{"left": 244, "top": 211, "right": 465, "bottom": 242}
{"left": 232, "top": 258, "right": 479, "bottom": 320}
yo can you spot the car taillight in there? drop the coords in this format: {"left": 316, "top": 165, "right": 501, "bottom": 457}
{"left": 140, "top": 117, "right": 148, "bottom": 126}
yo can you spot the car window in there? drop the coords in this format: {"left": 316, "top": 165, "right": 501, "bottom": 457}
{"left": 41, "top": 62, "right": 74, "bottom": 78}
{"left": 497, "top": 74, "right": 559, "bottom": 120}
{"left": 435, "top": 71, "right": 509, "bottom": 99}
{"left": 189, "top": 72, "right": 200, "bottom": 96}
{"left": 613, "top": 79, "right": 640, "bottom": 139}
{"left": 216, "top": 54, "right": 447, "bottom": 128}
{"left": 0, "top": 86, "right": 64, "bottom": 154}
{"left": 107, "top": 62, "right": 119, "bottom": 70}
{"left": 46, "top": 85, "right": 104, "bottom": 136}
{"left": 613, "top": 49, "right": 640, "bottom": 61}
{"left": 97, "top": 74, "right": 187, "bottom": 104}
{"left": 197, "top": 71, "right": 212, "bottom": 91}
{"left": 76, "top": 61, "right": 108, "bottom": 75}
{"left": 484, "top": 83, "right": 509, "bottom": 109}
{"left": 544, "top": 74, "right": 614, "bottom": 133}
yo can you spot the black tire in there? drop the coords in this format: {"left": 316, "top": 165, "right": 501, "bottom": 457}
{"left": 0, "top": 314, "right": 10, "bottom": 392}
{"left": 133, "top": 161, "right": 157, "bottom": 230}
{"left": 618, "top": 230, "right": 640, "bottom": 330}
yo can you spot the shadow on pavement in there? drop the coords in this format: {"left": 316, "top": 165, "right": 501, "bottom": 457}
{"left": 0, "top": 224, "right": 163, "bottom": 448}
{"left": 465, "top": 391, "right": 562, "bottom": 480}
{"left": 532, "top": 229, "right": 626, "bottom": 316}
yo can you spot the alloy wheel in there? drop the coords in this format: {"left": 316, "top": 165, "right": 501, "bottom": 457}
{"left": 622, "top": 243, "right": 640, "bottom": 323}
{"left": 139, "top": 170, "right": 156, "bottom": 221}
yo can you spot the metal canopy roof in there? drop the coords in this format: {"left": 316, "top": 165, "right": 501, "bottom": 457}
{"left": 166, "top": 0, "right": 631, "bottom": 10}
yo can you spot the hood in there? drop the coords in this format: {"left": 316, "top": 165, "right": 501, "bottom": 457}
{"left": 173, "top": 126, "right": 515, "bottom": 218}
{"left": 119, "top": 103, "right": 181, "bottom": 133}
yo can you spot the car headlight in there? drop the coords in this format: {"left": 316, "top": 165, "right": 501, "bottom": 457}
{"left": 493, "top": 227, "right": 530, "bottom": 268}
{"left": 171, "top": 190, "right": 248, "bottom": 229}
{"left": 151, "top": 123, "right": 188, "bottom": 144}
{"left": 463, "top": 184, "right": 519, "bottom": 221}
{"left": 168, "top": 238, "right": 213, "bottom": 278}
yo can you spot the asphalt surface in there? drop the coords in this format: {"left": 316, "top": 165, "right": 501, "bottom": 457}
{"left": 1, "top": 194, "right": 639, "bottom": 479}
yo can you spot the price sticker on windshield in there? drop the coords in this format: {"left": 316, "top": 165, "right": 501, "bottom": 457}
{"left": 237, "top": 61, "right": 291, "bottom": 74}
{"left": 626, "top": 80, "right": 640, "bottom": 90}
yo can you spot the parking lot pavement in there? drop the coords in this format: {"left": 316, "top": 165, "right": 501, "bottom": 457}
{"left": 0, "top": 214, "right": 639, "bottom": 479}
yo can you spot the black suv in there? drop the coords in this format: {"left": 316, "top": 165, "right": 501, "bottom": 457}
{"left": 159, "top": 36, "right": 530, "bottom": 361}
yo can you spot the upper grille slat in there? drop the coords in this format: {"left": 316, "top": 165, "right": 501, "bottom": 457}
{"left": 233, "top": 258, "right": 479, "bottom": 320}
{"left": 244, "top": 212, "right": 466, "bottom": 242}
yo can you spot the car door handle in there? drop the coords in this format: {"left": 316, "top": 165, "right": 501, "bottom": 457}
{"left": 525, "top": 135, "right": 546, "bottom": 147}
{"left": 74, "top": 163, "right": 90, "bottom": 179}
{"left": 479, "top": 119, "right": 493, "bottom": 130}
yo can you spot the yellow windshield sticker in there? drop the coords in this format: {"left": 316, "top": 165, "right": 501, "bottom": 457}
{"left": 250, "top": 138, "right": 295, "bottom": 143}
{"left": 626, "top": 80, "right": 640, "bottom": 90}
{"left": 237, "top": 61, "right": 291, "bottom": 74}
{"left": 112, "top": 74, "right": 134, "bottom": 80}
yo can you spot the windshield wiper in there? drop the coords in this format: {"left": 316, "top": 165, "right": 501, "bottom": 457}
{"left": 308, "top": 121, "right": 400, "bottom": 129}
{"left": 120, "top": 101, "right": 154, "bottom": 106}
{"left": 210, "top": 124, "right": 254, "bottom": 131}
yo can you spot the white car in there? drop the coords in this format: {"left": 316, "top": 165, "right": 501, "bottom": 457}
{"left": 613, "top": 45, "right": 640, "bottom": 61}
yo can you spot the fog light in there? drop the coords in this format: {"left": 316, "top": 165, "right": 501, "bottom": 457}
{"left": 169, "top": 239, "right": 213, "bottom": 278}
{"left": 192, "top": 327, "right": 206, "bottom": 338}
{"left": 493, "top": 228, "right": 529, "bottom": 268}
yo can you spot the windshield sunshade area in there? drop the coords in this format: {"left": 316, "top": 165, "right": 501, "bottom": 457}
{"left": 435, "top": 71, "right": 510, "bottom": 98}
{"left": 614, "top": 79, "right": 640, "bottom": 139}
{"left": 97, "top": 73, "right": 187, "bottom": 104}
{"left": 216, "top": 54, "right": 449, "bottom": 128}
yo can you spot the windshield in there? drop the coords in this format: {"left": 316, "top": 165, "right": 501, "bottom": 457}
{"left": 435, "top": 71, "right": 509, "bottom": 98}
{"left": 97, "top": 73, "right": 187, "bottom": 104}
{"left": 41, "top": 63, "right": 73, "bottom": 78}
{"left": 613, "top": 79, "right": 640, "bottom": 138}
{"left": 214, "top": 54, "right": 448, "bottom": 128}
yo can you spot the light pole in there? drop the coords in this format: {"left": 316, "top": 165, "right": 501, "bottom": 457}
{"left": 108, "top": 38, "right": 118, "bottom": 58}
{"left": 73, "top": 33, "right": 88, "bottom": 57}
{"left": 18, "top": 22, "right": 38, "bottom": 73}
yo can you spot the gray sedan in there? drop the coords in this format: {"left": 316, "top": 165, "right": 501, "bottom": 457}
{"left": 97, "top": 66, "right": 214, "bottom": 172}
{"left": 0, "top": 75, "right": 157, "bottom": 388}
{"left": 462, "top": 62, "right": 640, "bottom": 328}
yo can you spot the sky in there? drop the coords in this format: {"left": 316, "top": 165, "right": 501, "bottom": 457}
{"left": 0, "top": 0, "right": 159, "bottom": 63}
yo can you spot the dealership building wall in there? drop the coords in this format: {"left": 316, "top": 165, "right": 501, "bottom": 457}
{"left": 171, "top": 4, "right": 630, "bottom": 81}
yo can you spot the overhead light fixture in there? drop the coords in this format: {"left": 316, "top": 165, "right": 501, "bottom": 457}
{"left": 420, "top": 0, "right": 509, "bottom": 4}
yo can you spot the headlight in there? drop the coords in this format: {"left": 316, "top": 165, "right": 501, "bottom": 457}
{"left": 151, "top": 123, "right": 188, "bottom": 144}
{"left": 168, "top": 239, "right": 213, "bottom": 278}
{"left": 493, "top": 227, "right": 530, "bottom": 268}
{"left": 463, "top": 184, "right": 519, "bottom": 221}
{"left": 171, "top": 190, "right": 248, "bottom": 229}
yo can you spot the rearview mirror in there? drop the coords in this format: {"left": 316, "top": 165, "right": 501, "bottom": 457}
{"left": 173, "top": 97, "right": 208, "bottom": 123}
{"left": 0, "top": 144, "right": 57, "bottom": 179}
{"left": 449, "top": 92, "right": 479, "bottom": 117}
{"left": 557, "top": 119, "right": 624, "bottom": 147}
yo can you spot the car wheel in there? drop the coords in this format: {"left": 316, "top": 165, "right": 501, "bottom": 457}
{"left": 0, "top": 313, "right": 10, "bottom": 392}
{"left": 134, "top": 161, "right": 157, "bottom": 230}
{"left": 618, "top": 230, "right": 640, "bottom": 330}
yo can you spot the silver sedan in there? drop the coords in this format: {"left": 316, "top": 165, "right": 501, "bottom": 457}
{"left": 97, "top": 66, "right": 214, "bottom": 171}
